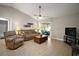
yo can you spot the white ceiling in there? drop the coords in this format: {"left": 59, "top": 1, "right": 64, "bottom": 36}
{"left": 0, "top": 3, "right": 79, "bottom": 19}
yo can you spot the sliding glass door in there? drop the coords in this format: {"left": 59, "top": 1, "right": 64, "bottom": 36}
{"left": 39, "top": 23, "right": 51, "bottom": 36}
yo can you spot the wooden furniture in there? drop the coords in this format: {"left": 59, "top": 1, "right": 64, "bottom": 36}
{"left": 34, "top": 35, "right": 48, "bottom": 44}
{"left": 72, "top": 44, "right": 79, "bottom": 56}
{"left": 71, "top": 38, "right": 79, "bottom": 56}
{"left": 4, "top": 31, "right": 24, "bottom": 50}
{"left": 64, "top": 35, "right": 76, "bottom": 45}
{"left": 64, "top": 27, "right": 76, "bottom": 45}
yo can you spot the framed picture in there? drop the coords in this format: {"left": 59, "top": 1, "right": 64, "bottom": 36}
{"left": 24, "top": 23, "right": 33, "bottom": 27}
{"left": 24, "top": 25, "right": 31, "bottom": 27}
{"left": 27, "top": 23, "right": 33, "bottom": 25}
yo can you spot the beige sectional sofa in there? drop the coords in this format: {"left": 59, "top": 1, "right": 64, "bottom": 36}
{"left": 19, "top": 30, "right": 40, "bottom": 41}
{"left": 4, "top": 29, "right": 40, "bottom": 50}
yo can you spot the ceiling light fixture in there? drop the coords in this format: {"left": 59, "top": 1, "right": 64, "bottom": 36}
{"left": 34, "top": 5, "right": 48, "bottom": 20}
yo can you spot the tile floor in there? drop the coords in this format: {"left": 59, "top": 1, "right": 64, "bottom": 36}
{"left": 0, "top": 38, "right": 72, "bottom": 56}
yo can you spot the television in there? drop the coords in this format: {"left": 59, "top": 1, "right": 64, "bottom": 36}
{"left": 65, "top": 27, "right": 76, "bottom": 37}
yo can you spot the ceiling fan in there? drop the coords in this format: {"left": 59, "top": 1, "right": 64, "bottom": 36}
{"left": 34, "top": 5, "right": 49, "bottom": 19}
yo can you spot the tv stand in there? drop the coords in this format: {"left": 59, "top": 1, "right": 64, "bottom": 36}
{"left": 64, "top": 35, "right": 76, "bottom": 45}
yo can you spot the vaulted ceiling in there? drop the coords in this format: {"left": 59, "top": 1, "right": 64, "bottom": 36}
{"left": 0, "top": 3, "right": 79, "bottom": 19}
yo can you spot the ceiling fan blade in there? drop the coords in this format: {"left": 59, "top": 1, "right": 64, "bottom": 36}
{"left": 42, "top": 16, "right": 49, "bottom": 17}
{"left": 34, "top": 14, "right": 39, "bottom": 16}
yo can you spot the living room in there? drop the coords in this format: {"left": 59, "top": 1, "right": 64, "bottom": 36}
{"left": 0, "top": 3, "right": 79, "bottom": 56}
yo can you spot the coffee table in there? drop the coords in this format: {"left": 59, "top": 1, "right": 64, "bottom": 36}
{"left": 34, "top": 35, "right": 48, "bottom": 44}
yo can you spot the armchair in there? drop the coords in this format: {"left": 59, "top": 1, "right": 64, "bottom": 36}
{"left": 4, "top": 31, "right": 24, "bottom": 50}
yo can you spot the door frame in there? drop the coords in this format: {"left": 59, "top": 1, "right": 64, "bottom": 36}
{"left": 0, "top": 18, "right": 9, "bottom": 31}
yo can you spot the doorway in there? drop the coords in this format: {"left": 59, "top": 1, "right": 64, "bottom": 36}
{"left": 0, "top": 19, "right": 8, "bottom": 38}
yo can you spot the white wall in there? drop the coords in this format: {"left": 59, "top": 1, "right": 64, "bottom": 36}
{"left": 52, "top": 14, "right": 79, "bottom": 41}
{"left": 39, "top": 14, "right": 79, "bottom": 41}
{"left": 0, "top": 5, "right": 79, "bottom": 41}
{"left": 0, "top": 5, "right": 37, "bottom": 31}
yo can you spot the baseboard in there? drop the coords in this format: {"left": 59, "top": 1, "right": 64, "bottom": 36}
{"left": 51, "top": 37, "right": 64, "bottom": 41}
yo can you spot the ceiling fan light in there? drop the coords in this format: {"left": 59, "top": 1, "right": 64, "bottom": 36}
{"left": 38, "top": 16, "right": 43, "bottom": 19}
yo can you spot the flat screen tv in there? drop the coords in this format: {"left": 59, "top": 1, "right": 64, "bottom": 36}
{"left": 65, "top": 27, "right": 76, "bottom": 37}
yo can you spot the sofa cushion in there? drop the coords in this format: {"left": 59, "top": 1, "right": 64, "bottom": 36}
{"left": 15, "top": 38, "right": 23, "bottom": 43}
{"left": 4, "top": 31, "right": 16, "bottom": 37}
{"left": 6, "top": 35, "right": 23, "bottom": 41}
{"left": 6, "top": 35, "right": 16, "bottom": 41}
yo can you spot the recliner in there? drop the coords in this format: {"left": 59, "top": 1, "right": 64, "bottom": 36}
{"left": 4, "top": 31, "right": 24, "bottom": 50}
